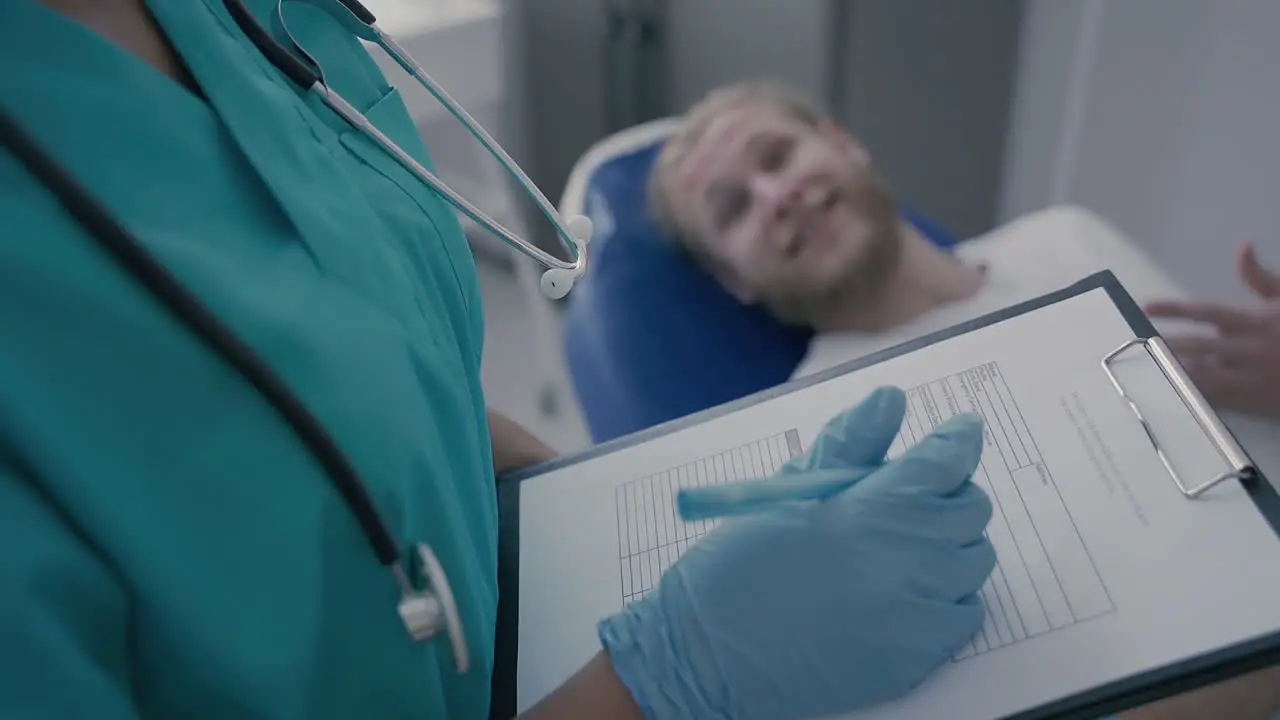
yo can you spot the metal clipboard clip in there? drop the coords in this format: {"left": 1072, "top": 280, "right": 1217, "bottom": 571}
{"left": 1102, "top": 337, "right": 1256, "bottom": 498}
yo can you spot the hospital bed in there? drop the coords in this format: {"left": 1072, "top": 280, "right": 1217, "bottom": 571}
{"left": 559, "top": 119, "right": 960, "bottom": 443}
{"left": 555, "top": 122, "right": 1280, "bottom": 718}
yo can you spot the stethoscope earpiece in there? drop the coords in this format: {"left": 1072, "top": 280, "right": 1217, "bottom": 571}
{"left": 540, "top": 268, "right": 575, "bottom": 300}
{"left": 538, "top": 215, "right": 592, "bottom": 299}
{"left": 566, "top": 213, "right": 593, "bottom": 246}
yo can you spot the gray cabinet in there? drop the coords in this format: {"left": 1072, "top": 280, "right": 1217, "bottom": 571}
{"left": 509, "top": 0, "right": 1025, "bottom": 247}
{"left": 839, "top": 1, "right": 1024, "bottom": 239}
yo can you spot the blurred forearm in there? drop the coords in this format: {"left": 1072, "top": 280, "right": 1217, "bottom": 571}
{"left": 488, "top": 410, "right": 557, "bottom": 475}
{"left": 1120, "top": 666, "right": 1280, "bottom": 720}
{"left": 517, "top": 651, "right": 645, "bottom": 720}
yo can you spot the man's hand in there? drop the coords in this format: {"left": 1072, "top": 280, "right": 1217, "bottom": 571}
{"left": 487, "top": 410, "right": 557, "bottom": 475}
{"left": 1145, "top": 239, "right": 1280, "bottom": 420}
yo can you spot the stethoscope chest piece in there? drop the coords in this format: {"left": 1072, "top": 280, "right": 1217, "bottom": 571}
{"left": 397, "top": 542, "right": 470, "bottom": 673}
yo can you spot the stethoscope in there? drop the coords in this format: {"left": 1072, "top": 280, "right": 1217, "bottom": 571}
{"left": 0, "top": 0, "right": 596, "bottom": 675}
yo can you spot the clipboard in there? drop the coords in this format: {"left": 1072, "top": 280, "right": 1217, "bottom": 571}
{"left": 490, "top": 270, "right": 1280, "bottom": 720}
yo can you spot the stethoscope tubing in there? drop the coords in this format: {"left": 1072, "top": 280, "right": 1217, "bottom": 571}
{"left": 0, "top": 106, "right": 403, "bottom": 570}
{"left": 226, "top": 0, "right": 586, "bottom": 276}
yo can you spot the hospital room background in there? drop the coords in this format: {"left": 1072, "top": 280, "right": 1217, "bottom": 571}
{"left": 364, "top": 0, "right": 1280, "bottom": 456}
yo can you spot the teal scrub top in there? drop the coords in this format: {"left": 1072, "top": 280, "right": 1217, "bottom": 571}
{"left": 0, "top": 1, "right": 501, "bottom": 717}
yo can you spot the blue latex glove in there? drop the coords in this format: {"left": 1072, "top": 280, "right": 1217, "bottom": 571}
{"left": 598, "top": 386, "right": 996, "bottom": 720}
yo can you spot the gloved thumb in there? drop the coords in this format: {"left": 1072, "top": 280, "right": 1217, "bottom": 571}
{"left": 784, "top": 386, "right": 907, "bottom": 474}
{"left": 860, "top": 412, "right": 985, "bottom": 496}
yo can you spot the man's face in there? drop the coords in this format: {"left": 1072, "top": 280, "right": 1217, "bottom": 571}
{"left": 671, "top": 104, "right": 902, "bottom": 325}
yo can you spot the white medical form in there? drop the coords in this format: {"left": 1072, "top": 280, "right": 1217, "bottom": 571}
{"left": 491, "top": 271, "right": 1280, "bottom": 720}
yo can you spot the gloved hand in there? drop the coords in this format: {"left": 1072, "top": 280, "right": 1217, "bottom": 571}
{"left": 598, "top": 386, "right": 996, "bottom": 720}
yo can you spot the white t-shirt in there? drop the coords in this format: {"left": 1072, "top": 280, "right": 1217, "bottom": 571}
{"left": 793, "top": 206, "right": 1186, "bottom": 378}
{"left": 791, "top": 205, "right": 1280, "bottom": 485}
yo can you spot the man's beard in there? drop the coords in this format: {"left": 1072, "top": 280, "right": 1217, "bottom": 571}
{"left": 759, "top": 174, "right": 903, "bottom": 328}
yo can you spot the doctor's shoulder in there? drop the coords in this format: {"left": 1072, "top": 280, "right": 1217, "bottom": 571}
{"left": 0, "top": 167, "right": 142, "bottom": 718}
{"left": 0, "top": 158, "right": 89, "bottom": 296}
{"left": 0, "top": 157, "right": 132, "bottom": 313}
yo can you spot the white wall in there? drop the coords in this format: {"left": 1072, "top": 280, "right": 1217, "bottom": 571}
{"left": 1002, "top": 0, "right": 1280, "bottom": 304}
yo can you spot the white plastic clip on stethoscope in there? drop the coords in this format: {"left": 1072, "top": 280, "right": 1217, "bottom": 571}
{"left": 267, "top": 0, "right": 593, "bottom": 300}
{"left": 216, "top": 0, "right": 598, "bottom": 673}
{"left": 396, "top": 543, "right": 470, "bottom": 673}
